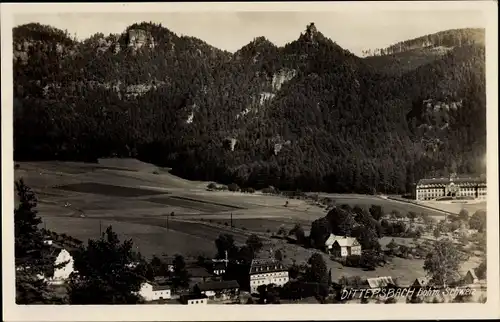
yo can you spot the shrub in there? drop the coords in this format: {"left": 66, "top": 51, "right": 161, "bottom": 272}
{"left": 228, "top": 183, "right": 240, "bottom": 192}
{"left": 207, "top": 182, "right": 217, "bottom": 190}
{"left": 262, "top": 186, "right": 276, "bottom": 194}
{"left": 344, "top": 255, "right": 362, "bottom": 267}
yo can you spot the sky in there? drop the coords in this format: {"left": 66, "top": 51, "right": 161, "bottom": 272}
{"left": 13, "top": 10, "right": 486, "bottom": 56}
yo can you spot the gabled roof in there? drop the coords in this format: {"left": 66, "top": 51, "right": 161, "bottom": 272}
{"left": 213, "top": 262, "right": 226, "bottom": 270}
{"left": 325, "top": 234, "right": 340, "bottom": 247}
{"left": 197, "top": 280, "right": 239, "bottom": 291}
{"left": 465, "top": 269, "right": 478, "bottom": 280}
{"left": 417, "top": 176, "right": 486, "bottom": 186}
{"left": 249, "top": 259, "right": 287, "bottom": 274}
{"left": 367, "top": 276, "right": 394, "bottom": 288}
{"left": 183, "top": 293, "right": 208, "bottom": 300}
{"left": 333, "top": 237, "right": 358, "bottom": 247}
{"left": 152, "top": 284, "right": 171, "bottom": 291}
{"left": 414, "top": 277, "right": 430, "bottom": 287}
{"left": 187, "top": 266, "right": 213, "bottom": 278}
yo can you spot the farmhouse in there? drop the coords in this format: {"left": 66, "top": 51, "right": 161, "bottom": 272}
{"left": 325, "top": 234, "right": 361, "bottom": 257}
{"left": 413, "top": 173, "right": 486, "bottom": 201}
{"left": 181, "top": 293, "right": 208, "bottom": 305}
{"left": 137, "top": 282, "right": 171, "bottom": 301}
{"left": 249, "top": 259, "right": 289, "bottom": 294}
{"left": 367, "top": 276, "right": 395, "bottom": 289}
{"left": 196, "top": 280, "right": 239, "bottom": 302}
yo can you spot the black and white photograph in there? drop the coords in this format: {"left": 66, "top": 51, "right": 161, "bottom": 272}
{"left": 2, "top": 1, "right": 499, "bottom": 321}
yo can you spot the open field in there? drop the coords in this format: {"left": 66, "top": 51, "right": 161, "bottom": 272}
{"left": 13, "top": 159, "right": 486, "bottom": 262}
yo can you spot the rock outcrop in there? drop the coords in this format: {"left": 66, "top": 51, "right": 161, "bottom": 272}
{"left": 127, "top": 29, "right": 155, "bottom": 50}
{"left": 272, "top": 69, "right": 297, "bottom": 91}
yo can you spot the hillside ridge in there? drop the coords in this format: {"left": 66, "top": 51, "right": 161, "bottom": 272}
{"left": 13, "top": 22, "right": 486, "bottom": 195}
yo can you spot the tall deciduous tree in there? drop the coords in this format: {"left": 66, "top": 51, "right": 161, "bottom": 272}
{"left": 215, "top": 234, "right": 238, "bottom": 260}
{"left": 172, "top": 254, "right": 190, "bottom": 290}
{"left": 469, "top": 210, "right": 486, "bottom": 232}
{"left": 423, "top": 239, "right": 462, "bottom": 286}
{"left": 245, "top": 234, "right": 263, "bottom": 255}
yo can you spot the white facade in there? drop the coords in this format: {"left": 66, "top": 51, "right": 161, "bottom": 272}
{"left": 53, "top": 249, "right": 74, "bottom": 281}
{"left": 38, "top": 248, "right": 75, "bottom": 285}
{"left": 325, "top": 235, "right": 361, "bottom": 257}
{"left": 187, "top": 298, "right": 207, "bottom": 305}
{"left": 250, "top": 270, "right": 289, "bottom": 294}
{"left": 414, "top": 175, "right": 486, "bottom": 201}
{"left": 138, "top": 282, "right": 171, "bottom": 301}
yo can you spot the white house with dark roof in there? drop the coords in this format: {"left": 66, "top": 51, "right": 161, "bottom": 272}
{"left": 137, "top": 282, "right": 171, "bottom": 301}
{"left": 325, "top": 234, "right": 361, "bottom": 257}
{"left": 196, "top": 280, "right": 239, "bottom": 302}
{"left": 249, "top": 259, "right": 289, "bottom": 294}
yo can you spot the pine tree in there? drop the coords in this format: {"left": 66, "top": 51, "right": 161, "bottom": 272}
{"left": 15, "top": 179, "right": 62, "bottom": 304}
{"left": 67, "top": 226, "right": 147, "bottom": 304}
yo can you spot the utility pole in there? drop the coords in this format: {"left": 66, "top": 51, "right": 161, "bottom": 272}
{"left": 99, "top": 220, "right": 102, "bottom": 236}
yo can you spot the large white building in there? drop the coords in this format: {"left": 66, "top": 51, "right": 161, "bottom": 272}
{"left": 249, "top": 259, "right": 289, "bottom": 294}
{"left": 413, "top": 174, "right": 486, "bottom": 201}
{"left": 137, "top": 282, "right": 171, "bottom": 301}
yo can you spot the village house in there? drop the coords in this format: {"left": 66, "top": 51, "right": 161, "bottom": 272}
{"left": 325, "top": 234, "right": 361, "bottom": 257}
{"left": 196, "top": 280, "right": 240, "bottom": 302}
{"left": 249, "top": 259, "right": 289, "bottom": 294}
{"left": 211, "top": 261, "right": 227, "bottom": 276}
{"left": 180, "top": 293, "right": 208, "bottom": 305}
{"left": 137, "top": 282, "right": 171, "bottom": 301}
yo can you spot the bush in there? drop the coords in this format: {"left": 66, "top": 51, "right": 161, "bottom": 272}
{"left": 207, "top": 182, "right": 217, "bottom": 190}
{"left": 344, "top": 255, "right": 362, "bottom": 267}
{"left": 228, "top": 183, "right": 240, "bottom": 192}
{"left": 262, "top": 186, "right": 277, "bottom": 194}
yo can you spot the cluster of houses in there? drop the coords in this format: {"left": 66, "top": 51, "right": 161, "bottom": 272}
{"left": 142, "top": 258, "right": 291, "bottom": 304}
{"left": 355, "top": 269, "right": 485, "bottom": 303}
{"left": 33, "top": 234, "right": 484, "bottom": 304}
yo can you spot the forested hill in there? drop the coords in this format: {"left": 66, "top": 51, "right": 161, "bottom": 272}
{"left": 13, "top": 22, "right": 486, "bottom": 194}
{"left": 363, "top": 28, "right": 485, "bottom": 76}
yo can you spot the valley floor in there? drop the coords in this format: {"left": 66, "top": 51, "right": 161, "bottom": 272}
{"left": 13, "top": 158, "right": 486, "bottom": 286}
